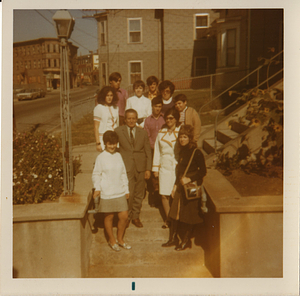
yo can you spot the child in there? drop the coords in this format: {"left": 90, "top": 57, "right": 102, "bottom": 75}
{"left": 173, "top": 94, "right": 201, "bottom": 143}
{"left": 125, "top": 80, "right": 152, "bottom": 128}
{"left": 158, "top": 80, "right": 175, "bottom": 115}
{"left": 109, "top": 72, "right": 128, "bottom": 126}
{"left": 145, "top": 76, "right": 159, "bottom": 100}
{"left": 144, "top": 95, "right": 165, "bottom": 207}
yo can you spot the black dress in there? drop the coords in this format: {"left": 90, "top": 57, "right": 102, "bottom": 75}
{"left": 169, "top": 145, "right": 207, "bottom": 224}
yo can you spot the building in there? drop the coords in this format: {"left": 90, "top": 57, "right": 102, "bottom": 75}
{"left": 13, "top": 38, "right": 79, "bottom": 91}
{"left": 212, "top": 9, "right": 283, "bottom": 89}
{"left": 77, "top": 52, "right": 99, "bottom": 86}
{"left": 94, "top": 9, "right": 220, "bottom": 88}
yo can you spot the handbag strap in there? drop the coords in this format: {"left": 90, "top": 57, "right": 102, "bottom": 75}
{"left": 182, "top": 148, "right": 198, "bottom": 178}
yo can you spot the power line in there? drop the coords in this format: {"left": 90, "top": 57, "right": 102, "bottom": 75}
{"left": 34, "top": 10, "right": 94, "bottom": 52}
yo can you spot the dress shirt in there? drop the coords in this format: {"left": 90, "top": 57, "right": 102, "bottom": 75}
{"left": 125, "top": 95, "right": 152, "bottom": 127}
{"left": 116, "top": 88, "right": 128, "bottom": 117}
{"left": 179, "top": 106, "right": 188, "bottom": 124}
{"left": 144, "top": 113, "right": 165, "bottom": 149}
{"left": 126, "top": 125, "right": 136, "bottom": 139}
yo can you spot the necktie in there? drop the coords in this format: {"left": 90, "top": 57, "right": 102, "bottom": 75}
{"left": 130, "top": 127, "right": 134, "bottom": 146}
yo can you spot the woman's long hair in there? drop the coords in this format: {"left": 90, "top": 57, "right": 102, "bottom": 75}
{"left": 97, "top": 86, "right": 119, "bottom": 106}
{"left": 178, "top": 124, "right": 197, "bottom": 149}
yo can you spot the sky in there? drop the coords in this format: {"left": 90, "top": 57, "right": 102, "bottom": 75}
{"left": 13, "top": 9, "right": 100, "bottom": 56}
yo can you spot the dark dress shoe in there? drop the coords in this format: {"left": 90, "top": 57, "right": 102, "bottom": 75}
{"left": 132, "top": 218, "right": 143, "bottom": 228}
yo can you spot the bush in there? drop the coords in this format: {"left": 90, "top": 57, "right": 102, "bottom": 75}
{"left": 13, "top": 130, "right": 82, "bottom": 205}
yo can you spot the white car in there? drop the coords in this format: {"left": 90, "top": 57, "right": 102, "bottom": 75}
{"left": 16, "top": 89, "right": 39, "bottom": 101}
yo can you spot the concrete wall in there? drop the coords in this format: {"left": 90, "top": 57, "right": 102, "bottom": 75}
{"left": 13, "top": 192, "right": 94, "bottom": 278}
{"left": 203, "top": 169, "right": 283, "bottom": 277}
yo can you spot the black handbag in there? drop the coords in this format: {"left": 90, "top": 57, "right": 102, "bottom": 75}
{"left": 182, "top": 148, "right": 202, "bottom": 200}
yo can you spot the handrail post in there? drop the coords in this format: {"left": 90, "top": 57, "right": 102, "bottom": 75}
{"left": 210, "top": 74, "right": 213, "bottom": 100}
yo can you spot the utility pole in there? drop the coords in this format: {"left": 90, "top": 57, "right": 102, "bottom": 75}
{"left": 155, "top": 9, "right": 164, "bottom": 81}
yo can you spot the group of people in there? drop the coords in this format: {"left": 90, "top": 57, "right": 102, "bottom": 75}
{"left": 92, "top": 72, "right": 206, "bottom": 252}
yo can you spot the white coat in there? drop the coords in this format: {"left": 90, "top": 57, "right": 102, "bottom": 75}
{"left": 152, "top": 126, "right": 180, "bottom": 195}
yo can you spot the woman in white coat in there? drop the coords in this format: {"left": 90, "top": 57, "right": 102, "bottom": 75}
{"left": 152, "top": 107, "right": 181, "bottom": 228}
{"left": 94, "top": 86, "right": 119, "bottom": 152}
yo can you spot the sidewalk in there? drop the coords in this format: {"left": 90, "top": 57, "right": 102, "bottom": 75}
{"left": 72, "top": 143, "right": 212, "bottom": 278}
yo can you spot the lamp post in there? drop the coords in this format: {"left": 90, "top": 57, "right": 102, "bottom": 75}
{"left": 53, "top": 10, "right": 75, "bottom": 195}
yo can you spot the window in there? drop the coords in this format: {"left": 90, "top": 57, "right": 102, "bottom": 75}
{"left": 20, "top": 61, "right": 23, "bottom": 69}
{"left": 226, "top": 29, "right": 236, "bottom": 67}
{"left": 194, "top": 57, "right": 208, "bottom": 76}
{"left": 38, "top": 60, "right": 41, "bottom": 68}
{"left": 37, "top": 45, "right": 40, "bottom": 54}
{"left": 217, "top": 24, "right": 240, "bottom": 68}
{"left": 33, "top": 60, "right": 36, "bottom": 69}
{"left": 32, "top": 46, "right": 35, "bottom": 54}
{"left": 128, "top": 18, "right": 142, "bottom": 43}
{"left": 100, "top": 21, "right": 106, "bottom": 45}
{"left": 26, "top": 47, "right": 30, "bottom": 55}
{"left": 28, "top": 60, "right": 31, "bottom": 69}
{"left": 129, "top": 61, "right": 142, "bottom": 84}
{"left": 56, "top": 59, "right": 60, "bottom": 68}
{"left": 54, "top": 59, "right": 57, "bottom": 67}
{"left": 101, "top": 62, "right": 107, "bottom": 86}
{"left": 195, "top": 13, "right": 209, "bottom": 40}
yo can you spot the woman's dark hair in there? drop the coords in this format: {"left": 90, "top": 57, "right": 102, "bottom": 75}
{"left": 97, "top": 86, "right": 118, "bottom": 106}
{"left": 103, "top": 130, "right": 119, "bottom": 146}
{"left": 173, "top": 93, "right": 187, "bottom": 103}
{"left": 178, "top": 124, "right": 197, "bottom": 149}
{"left": 162, "top": 107, "right": 181, "bottom": 128}
{"left": 151, "top": 95, "right": 163, "bottom": 107}
{"left": 158, "top": 80, "right": 175, "bottom": 96}
{"left": 109, "top": 72, "right": 122, "bottom": 82}
{"left": 146, "top": 76, "right": 159, "bottom": 86}
{"left": 133, "top": 80, "right": 146, "bottom": 91}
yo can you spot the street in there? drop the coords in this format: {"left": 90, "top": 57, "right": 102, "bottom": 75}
{"left": 14, "top": 86, "right": 98, "bottom": 133}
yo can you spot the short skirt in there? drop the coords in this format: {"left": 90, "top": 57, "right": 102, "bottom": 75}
{"left": 99, "top": 195, "right": 128, "bottom": 213}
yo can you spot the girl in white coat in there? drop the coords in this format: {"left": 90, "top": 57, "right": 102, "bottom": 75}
{"left": 152, "top": 107, "right": 181, "bottom": 228}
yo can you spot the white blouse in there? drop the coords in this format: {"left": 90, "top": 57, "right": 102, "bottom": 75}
{"left": 93, "top": 104, "right": 119, "bottom": 147}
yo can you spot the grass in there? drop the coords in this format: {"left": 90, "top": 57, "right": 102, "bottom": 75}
{"left": 72, "top": 113, "right": 95, "bottom": 146}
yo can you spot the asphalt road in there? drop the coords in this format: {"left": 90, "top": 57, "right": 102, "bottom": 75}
{"left": 14, "top": 86, "right": 98, "bottom": 133}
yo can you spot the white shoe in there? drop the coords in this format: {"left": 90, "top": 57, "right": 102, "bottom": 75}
{"left": 117, "top": 240, "right": 132, "bottom": 250}
{"left": 108, "top": 242, "right": 121, "bottom": 252}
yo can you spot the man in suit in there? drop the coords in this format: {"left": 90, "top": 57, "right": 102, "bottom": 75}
{"left": 115, "top": 109, "right": 152, "bottom": 228}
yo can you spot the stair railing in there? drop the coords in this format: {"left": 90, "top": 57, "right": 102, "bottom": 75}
{"left": 199, "top": 50, "right": 283, "bottom": 117}
{"left": 213, "top": 67, "right": 283, "bottom": 152}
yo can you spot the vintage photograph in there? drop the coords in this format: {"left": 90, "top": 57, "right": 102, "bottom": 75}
{"left": 1, "top": 0, "right": 299, "bottom": 295}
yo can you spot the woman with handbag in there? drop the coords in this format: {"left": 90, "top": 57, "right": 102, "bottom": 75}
{"left": 162, "top": 124, "right": 206, "bottom": 251}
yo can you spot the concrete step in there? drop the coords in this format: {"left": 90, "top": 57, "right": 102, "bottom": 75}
{"left": 230, "top": 120, "right": 250, "bottom": 134}
{"left": 217, "top": 129, "right": 240, "bottom": 144}
{"left": 88, "top": 194, "right": 212, "bottom": 278}
{"left": 89, "top": 240, "right": 205, "bottom": 266}
{"left": 203, "top": 139, "right": 223, "bottom": 155}
{"left": 88, "top": 260, "right": 212, "bottom": 278}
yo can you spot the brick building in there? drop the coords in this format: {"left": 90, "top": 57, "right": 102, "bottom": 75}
{"left": 94, "top": 9, "right": 220, "bottom": 88}
{"left": 77, "top": 52, "right": 99, "bottom": 86}
{"left": 13, "top": 38, "right": 78, "bottom": 91}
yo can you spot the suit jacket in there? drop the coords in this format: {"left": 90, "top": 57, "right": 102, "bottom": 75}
{"left": 185, "top": 107, "right": 201, "bottom": 142}
{"left": 115, "top": 125, "right": 152, "bottom": 173}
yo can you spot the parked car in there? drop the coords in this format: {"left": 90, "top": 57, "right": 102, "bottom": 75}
{"left": 34, "top": 88, "right": 46, "bottom": 98}
{"left": 16, "top": 89, "right": 39, "bottom": 101}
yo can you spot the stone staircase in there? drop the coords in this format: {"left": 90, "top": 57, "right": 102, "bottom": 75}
{"left": 88, "top": 195, "right": 212, "bottom": 278}
{"left": 200, "top": 79, "right": 284, "bottom": 166}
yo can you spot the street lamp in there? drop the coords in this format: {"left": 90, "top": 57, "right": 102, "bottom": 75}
{"left": 53, "top": 10, "right": 75, "bottom": 195}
